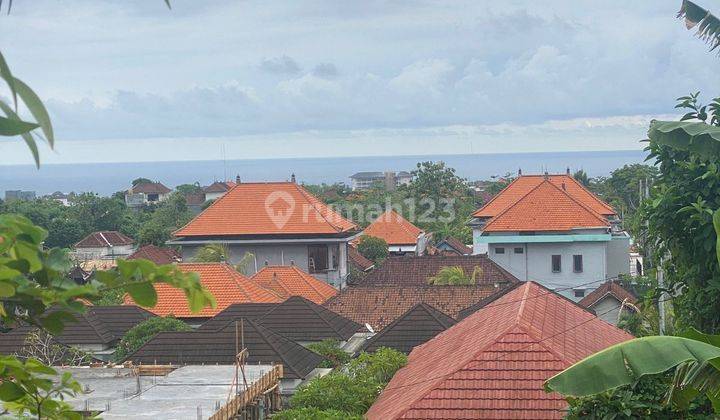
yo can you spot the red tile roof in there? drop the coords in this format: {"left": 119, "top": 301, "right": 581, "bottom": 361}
{"left": 75, "top": 231, "right": 134, "bottom": 248}
{"left": 363, "top": 209, "right": 423, "bottom": 245}
{"left": 474, "top": 175, "right": 616, "bottom": 218}
{"left": 367, "top": 282, "right": 633, "bottom": 419}
{"left": 323, "top": 285, "right": 503, "bottom": 330}
{"left": 174, "top": 182, "right": 358, "bottom": 237}
{"left": 251, "top": 265, "right": 338, "bottom": 304}
{"left": 579, "top": 280, "right": 637, "bottom": 308}
{"left": 130, "top": 181, "right": 171, "bottom": 194}
{"left": 126, "top": 245, "right": 180, "bottom": 265}
{"left": 348, "top": 246, "right": 375, "bottom": 272}
{"left": 436, "top": 237, "right": 472, "bottom": 255}
{"left": 124, "top": 263, "right": 282, "bottom": 318}
{"left": 482, "top": 180, "right": 610, "bottom": 232}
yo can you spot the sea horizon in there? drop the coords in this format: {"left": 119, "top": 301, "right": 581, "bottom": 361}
{"left": 0, "top": 149, "right": 649, "bottom": 196}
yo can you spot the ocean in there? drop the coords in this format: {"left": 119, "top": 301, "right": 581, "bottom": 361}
{"left": 0, "top": 150, "right": 648, "bottom": 196}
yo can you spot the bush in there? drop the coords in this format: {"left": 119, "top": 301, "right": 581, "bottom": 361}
{"left": 270, "top": 407, "right": 362, "bottom": 420}
{"left": 113, "top": 316, "right": 191, "bottom": 362}
{"left": 357, "top": 236, "right": 388, "bottom": 265}
{"left": 286, "top": 347, "right": 407, "bottom": 416}
{"left": 306, "top": 339, "right": 351, "bottom": 368}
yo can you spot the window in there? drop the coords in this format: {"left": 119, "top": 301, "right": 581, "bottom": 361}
{"left": 514, "top": 247, "right": 524, "bottom": 254}
{"left": 495, "top": 247, "right": 505, "bottom": 254}
{"left": 573, "top": 255, "right": 583, "bottom": 273}
{"left": 574, "top": 289, "right": 585, "bottom": 298}
{"left": 551, "top": 255, "right": 561, "bottom": 273}
{"left": 308, "top": 244, "right": 328, "bottom": 273}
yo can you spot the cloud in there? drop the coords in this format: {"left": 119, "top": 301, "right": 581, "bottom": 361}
{"left": 259, "top": 55, "right": 301, "bottom": 75}
{"left": 312, "top": 63, "right": 339, "bottom": 78}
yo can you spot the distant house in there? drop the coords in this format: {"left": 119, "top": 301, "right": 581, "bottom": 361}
{"left": 362, "top": 209, "right": 430, "bottom": 256}
{"left": 579, "top": 280, "right": 638, "bottom": 325}
{"left": 470, "top": 173, "right": 630, "bottom": 300}
{"left": 4, "top": 190, "right": 36, "bottom": 202}
{"left": 124, "top": 263, "right": 282, "bottom": 322}
{"left": 367, "top": 282, "right": 634, "bottom": 419}
{"left": 74, "top": 231, "right": 136, "bottom": 260}
{"left": 348, "top": 246, "right": 375, "bottom": 273}
{"left": 126, "top": 244, "right": 181, "bottom": 265}
{"left": 169, "top": 181, "right": 360, "bottom": 288}
{"left": 124, "top": 181, "right": 171, "bottom": 207}
{"left": 251, "top": 265, "right": 338, "bottom": 304}
{"left": 349, "top": 171, "right": 412, "bottom": 191}
{"left": 435, "top": 237, "right": 473, "bottom": 255}
{"left": 202, "top": 180, "right": 236, "bottom": 201}
{"left": 48, "top": 191, "right": 72, "bottom": 206}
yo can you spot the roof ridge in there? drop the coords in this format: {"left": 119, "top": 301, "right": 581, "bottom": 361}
{"left": 385, "top": 209, "right": 423, "bottom": 238}
{"left": 561, "top": 175, "right": 616, "bottom": 213}
{"left": 541, "top": 180, "right": 610, "bottom": 226}
{"left": 292, "top": 265, "right": 329, "bottom": 301}
{"left": 293, "top": 183, "right": 344, "bottom": 232}
{"left": 301, "top": 296, "right": 346, "bottom": 339}
{"left": 472, "top": 177, "right": 522, "bottom": 217}
{"left": 482, "top": 180, "right": 553, "bottom": 231}
{"left": 249, "top": 319, "right": 303, "bottom": 378}
{"left": 417, "top": 303, "right": 455, "bottom": 329}
{"left": 172, "top": 181, "right": 241, "bottom": 236}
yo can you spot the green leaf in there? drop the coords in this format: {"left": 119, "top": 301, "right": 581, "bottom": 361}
{"left": 0, "top": 114, "right": 39, "bottom": 136}
{"left": 714, "top": 209, "right": 720, "bottom": 266}
{"left": 125, "top": 282, "right": 158, "bottom": 307}
{"left": 648, "top": 120, "right": 720, "bottom": 159}
{"left": 0, "top": 101, "right": 40, "bottom": 167}
{"left": 39, "top": 311, "right": 77, "bottom": 335}
{"left": 0, "top": 382, "right": 24, "bottom": 402}
{"left": 0, "top": 280, "right": 15, "bottom": 298}
{"left": 0, "top": 51, "right": 17, "bottom": 109}
{"left": 544, "top": 336, "right": 720, "bottom": 397}
{"left": 14, "top": 78, "right": 54, "bottom": 147}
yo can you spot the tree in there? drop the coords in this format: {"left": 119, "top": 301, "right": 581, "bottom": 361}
{"left": 131, "top": 177, "right": 153, "bottom": 186}
{"left": 175, "top": 183, "right": 203, "bottom": 195}
{"left": 677, "top": 1, "right": 720, "bottom": 54}
{"left": 112, "top": 317, "right": 191, "bottom": 362}
{"left": 193, "top": 243, "right": 230, "bottom": 262}
{"left": 138, "top": 193, "right": 194, "bottom": 246}
{"left": 573, "top": 169, "right": 590, "bottom": 187}
{"left": 306, "top": 339, "right": 351, "bottom": 368}
{"left": 357, "top": 236, "right": 388, "bottom": 265}
{"left": 427, "top": 266, "right": 482, "bottom": 285}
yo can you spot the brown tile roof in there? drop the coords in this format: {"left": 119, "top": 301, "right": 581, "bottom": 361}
{"left": 125, "top": 319, "right": 324, "bottom": 379}
{"left": 473, "top": 174, "right": 616, "bottom": 218}
{"left": 88, "top": 305, "right": 156, "bottom": 339}
{"left": 362, "top": 209, "right": 424, "bottom": 245}
{"left": 579, "top": 280, "right": 638, "bottom": 308}
{"left": 123, "top": 263, "right": 282, "bottom": 318}
{"left": 363, "top": 303, "right": 456, "bottom": 354}
{"left": 75, "top": 231, "right": 134, "bottom": 248}
{"left": 130, "top": 181, "right": 171, "bottom": 194}
{"left": 367, "top": 282, "right": 633, "bottom": 420}
{"left": 126, "top": 245, "right": 181, "bottom": 265}
{"left": 436, "top": 237, "right": 472, "bottom": 255}
{"left": 253, "top": 296, "right": 361, "bottom": 342}
{"left": 482, "top": 180, "right": 610, "bottom": 232}
{"left": 251, "top": 265, "right": 337, "bottom": 304}
{"left": 359, "top": 255, "right": 519, "bottom": 287}
{"left": 203, "top": 181, "right": 234, "bottom": 193}
{"left": 348, "top": 246, "right": 375, "bottom": 272}
{"left": 174, "top": 182, "right": 358, "bottom": 237}
{"left": 323, "top": 284, "right": 503, "bottom": 330}
{"left": 183, "top": 192, "right": 206, "bottom": 206}
{"left": 197, "top": 303, "right": 278, "bottom": 331}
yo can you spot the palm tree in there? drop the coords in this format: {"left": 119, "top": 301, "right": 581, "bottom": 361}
{"left": 678, "top": 1, "right": 720, "bottom": 54}
{"left": 427, "top": 266, "right": 483, "bottom": 286}
{"left": 193, "top": 244, "right": 255, "bottom": 275}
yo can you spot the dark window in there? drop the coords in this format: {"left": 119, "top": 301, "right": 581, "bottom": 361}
{"left": 551, "top": 255, "right": 561, "bottom": 273}
{"left": 308, "top": 245, "right": 328, "bottom": 273}
{"left": 514, "top": 247, "right": 524, "bottom": 254}
{"left": 573, "top": 255, "right": 583, "bottom": 273}
{"left": 495, "top": 247, "right": 505, "bottom": 254}
{"left": 147, "top": 193, "right": 159, "bottom": 202}
{"left": 574, "top": 289, "right": 585, "bottom": 298}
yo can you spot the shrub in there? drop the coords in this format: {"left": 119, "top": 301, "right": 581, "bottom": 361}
{"left": 270, "top": 407, "right": 362, "bottom": 420}
{"left": 112, "top": 316, "right": 191, "bottom": 362}
{"left": 357, "top": 236, "right": 388, "bottom": 265}
{"left": 306, "top": 339, "right": 351, "bottom": 368}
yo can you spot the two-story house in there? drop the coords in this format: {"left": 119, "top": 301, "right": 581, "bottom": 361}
{"left": 469, "top": 173, "right": 629, "bottom": 300}
{"left": 168, "top": 180, "right": 360, "bottom": 288}
{"left": 74, "top": 231, "right": 136, "bottom": 260}
{"left": 124, "top": 181, "right": 172, "bottom": 208}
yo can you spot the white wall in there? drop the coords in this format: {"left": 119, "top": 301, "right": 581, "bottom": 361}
{"left": 488, "top": 241, "right": 607, "bottom": 293}
{"left": 606, "top": 234, "right": 631, "bottom": 279}
{"left": 592, "top": 295, "right": 625, "bottom": 325}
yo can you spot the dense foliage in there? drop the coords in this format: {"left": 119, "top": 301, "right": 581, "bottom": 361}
{"left": 356, "top": 236, "right": 388, "bottom": 265}
{"left": 113, "top": 316, "right": 191, "bottom": 362}
{"left": 306, "top": 339, "right": 351, "bottom": 368}
{"left": 285, "top": 348, "right": 407, "bottom": 418}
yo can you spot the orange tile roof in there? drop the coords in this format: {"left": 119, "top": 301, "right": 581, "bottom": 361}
{"left": 367, "top": 282, "right": 633, "bottom": 419}
{"left": 250, "top": 265, "right": 338, "bottom": 304}
{"left": 363, "top": 209, "right": 423, "bottom": 245}
{"left": 124, "top": 263, "right": 281, "bottom": 318}
{"left": 474, "top": 175, "right": 616, "bottom": 218}
{"left": 174, "top": 182, "right": 357, "bottom": 237}
{"left": 482, "top": 180, "right": 610, "bottom": 232}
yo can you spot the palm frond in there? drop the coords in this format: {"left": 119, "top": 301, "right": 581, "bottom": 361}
{"left": 678, "top": 0, "right": 720, "bottom": 53}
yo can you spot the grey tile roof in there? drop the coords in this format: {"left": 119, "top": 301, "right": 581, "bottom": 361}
{"left": 363, "top": 303, "right": 456, "bottom": 354}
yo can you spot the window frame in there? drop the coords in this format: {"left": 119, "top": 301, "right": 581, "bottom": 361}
{"left": 308, "top": 244, "right": 329, "bottom": 273}
{"left": 573, "top": 254, "right": 583, "bottom": 273}
{"left": 551, "top": 254, "right": 562, "bottom": 273}
{"left": 495, "top": 247, "right": 505, "bottom": 254}
{"left": 513, "top": 247, "right": 524, "bottom": 254}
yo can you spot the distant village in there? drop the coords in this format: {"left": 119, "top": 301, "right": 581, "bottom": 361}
{"left": 0, "top": 166, "right": 644, "bottom": 418}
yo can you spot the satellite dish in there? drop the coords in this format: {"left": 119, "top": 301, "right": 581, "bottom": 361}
{"left": 365, "top": 323, "right": 375, "bottom": 334}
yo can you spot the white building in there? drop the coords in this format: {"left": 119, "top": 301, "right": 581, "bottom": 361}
{"left": 124, "top": 181, "right": 171, "bottom": 208}
{"left": 349, "top": 171, "right": 412, "bottom": 191}
{"left": 470, "top": 174, "right": 630, "bottom": 301}
{"left": 73, "top": 231, "right": 136, "bottom": 260}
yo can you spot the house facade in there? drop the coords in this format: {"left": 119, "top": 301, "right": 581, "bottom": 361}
{"left": 73, "top": 231, "right": 136, "bottom": 260}
{"left": 169, "top": 181, "right": 360, "bottom": 288}
{"left": 124, "top": 181, "right": 172, "bottom": 207}
{"left": 349, "top": 171, "right": 412, "bottom": 191}
{"left": 470, "top": 174, "right": 630, "bottom": 300}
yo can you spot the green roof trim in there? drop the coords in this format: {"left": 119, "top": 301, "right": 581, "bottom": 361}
{"left": 474, "top": 234, "right": 612, "bottom": 244}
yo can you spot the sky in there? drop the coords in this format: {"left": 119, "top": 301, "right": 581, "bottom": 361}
{"left": 0, "top": 0, "right": 719, "bottom": 165}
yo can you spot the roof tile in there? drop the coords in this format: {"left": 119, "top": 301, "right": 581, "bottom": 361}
{"left": 363, "top": 210, "right": 424, "bottom": 245}
{"left": 251, "top": 265, "right": 337, "bottom": 304}
{"left": 75, "top": 231, "right": 134, "bottom": 248}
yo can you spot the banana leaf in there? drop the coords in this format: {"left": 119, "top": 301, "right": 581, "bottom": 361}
{"left": 648, "top": 120, "right": 720, "bottom": 158}
{"left": 544, "top": 336, "right": 720, "bottom": 397}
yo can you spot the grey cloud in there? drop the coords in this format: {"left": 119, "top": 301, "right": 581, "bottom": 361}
{"left": 259, "top": 55, "right": 301, "bottom": 75}
{"left": 312, "top": 63, "right": 339, "bottom": 78}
